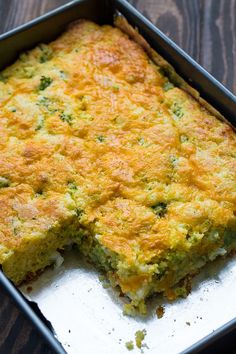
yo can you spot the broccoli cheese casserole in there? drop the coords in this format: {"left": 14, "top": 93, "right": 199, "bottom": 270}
{"left": 0, "top": 20, "right": 235, "bottom": 313}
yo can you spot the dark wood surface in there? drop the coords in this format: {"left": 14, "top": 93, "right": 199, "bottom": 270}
{"left": 0, "top": 1, "right": 235, "bottom": 353}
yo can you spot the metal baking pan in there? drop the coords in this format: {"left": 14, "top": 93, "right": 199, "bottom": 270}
{"left": 0, "top": 1, "right": 236, "bottom": 353}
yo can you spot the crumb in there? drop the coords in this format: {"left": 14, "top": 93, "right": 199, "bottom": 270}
{"left": 123, "top": 301, "right": 146, "bottom": 316}
{"left": 68, "top": 329, "right": 71, "bottom": 333}
{"left": 156, "top": 305, "right": 165, "bottom": 319}
{"left": 123, "top": 303, "right": 135, "bottom": 316}
{"left": 26, "top": 286, "right": 33, "bottom": 293}
{"left": 135, "top": 329, "right": 147, "bottom": 349}
{"left": 102, "top": 281, "right": 110, "bottom": 289}
{"left": 98, "top": 275, "right": 105, "bottom": 282}
{"left": 125, "top": 341, "right": 134, "bottom": 351}
{"left": 98, "top": 275, "right": 110, "bottom": 289}
{"left": 186, "top": 322, "right": 191, "bottom": 326}
{"left": 87, "top": 288, "right": 92, "bottom": 292}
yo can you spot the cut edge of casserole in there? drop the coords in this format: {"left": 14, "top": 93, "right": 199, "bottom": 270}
{"left": 0, "top": 18, "right": 235, "bottom": 314}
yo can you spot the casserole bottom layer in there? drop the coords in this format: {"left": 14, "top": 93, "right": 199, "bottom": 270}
{"left": 2, "top": 223, "right": 236, "bottom": 313}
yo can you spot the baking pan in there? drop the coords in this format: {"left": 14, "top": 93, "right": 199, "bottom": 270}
{"left": 0, "top": 0, "right": 236, "bottom": 353}
{"left": 0, "top": 269, "right": 66, "bottom": 354}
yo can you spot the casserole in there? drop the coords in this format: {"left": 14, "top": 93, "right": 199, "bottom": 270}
{"left": 0, "top": 2, "right": 235, "bottom": 352}
{"left": 1, "top": 17, "right": 236, "bottom": 314}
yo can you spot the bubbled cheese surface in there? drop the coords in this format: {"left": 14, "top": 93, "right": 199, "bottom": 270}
{"left": 0, "top": 21, "right": 235, "bottom": 281}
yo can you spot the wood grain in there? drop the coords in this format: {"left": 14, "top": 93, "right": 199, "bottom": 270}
{"left": 201, "top": 0, "right": 236, "bottom": 91}
{"left": 129, "top": 0, "right": 236, "bottom": 93}
{"left": 0, "top": 0, "right": 67, "bottom": 33}
{"left": 0, "top": 1, "right": 235, "bottom": 353}
{"left": 0, "top": 289, "right": 53, "bottom": 353}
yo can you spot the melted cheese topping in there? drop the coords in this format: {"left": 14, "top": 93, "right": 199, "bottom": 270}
{"left": 0, "top": 21, "right": 235, "bottom": 279}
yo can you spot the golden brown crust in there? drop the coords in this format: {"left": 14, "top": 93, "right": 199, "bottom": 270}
{"left": 0, "top": 20, "right": 235, "bottom": 292}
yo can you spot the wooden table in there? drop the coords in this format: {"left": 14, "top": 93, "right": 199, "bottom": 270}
{"left": 0, "top": 1, "right": 235, "bottom": 353}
